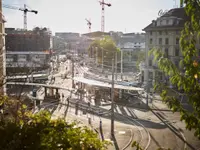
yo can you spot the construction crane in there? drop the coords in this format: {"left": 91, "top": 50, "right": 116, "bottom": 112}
{"left": 2, "top": 4, "right": 38, "bottom": 30}
{"left": 99, "top": 0, "right": 111, "bottom": 32}
{"left": 85, "top": 18, "right": 92, "bottom": 33}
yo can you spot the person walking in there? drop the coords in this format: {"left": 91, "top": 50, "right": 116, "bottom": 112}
{"left": 62, "top": 93, "right": 64, "bottom": 101}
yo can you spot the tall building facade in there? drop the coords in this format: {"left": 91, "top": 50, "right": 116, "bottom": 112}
{"left": 55, "top": 32, "right": 81, "bottom": 52}
{"left": 5, "top": 27, "right": 52, "bottom": 74}
{"left": 141, "top": 7, "right": 196, "bottom": 86}
{"left": 118, "top": 33, "right": 145, "bottom": 72}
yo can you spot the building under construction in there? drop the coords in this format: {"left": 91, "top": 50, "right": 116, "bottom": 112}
{"left": 5, "top": 27, "right": 52, "bottom": 75}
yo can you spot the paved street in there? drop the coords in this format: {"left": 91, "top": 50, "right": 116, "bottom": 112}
{"left": 36, "top": 59, "right": 200, "bottom": 150}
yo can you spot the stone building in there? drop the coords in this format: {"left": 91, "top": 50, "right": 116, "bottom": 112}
{"left": 141, "top": 7, "right": 199, "bottom": 86}
{"left": 118, "top": 33, "right": 145, "bottom": 72}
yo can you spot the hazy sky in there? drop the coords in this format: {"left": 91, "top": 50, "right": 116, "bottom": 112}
{"left": 3, "top": 0, "right": 180, "bottom": 34}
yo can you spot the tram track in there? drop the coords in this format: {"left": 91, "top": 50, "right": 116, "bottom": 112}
{"left": 117, "top": 113, "right": 151, "bottom": 150}
{"left": 36, "top": 99, "right": 151, "bottom": 150}
{"left": 150, "top": 107, "right": 194, "bottom": 150}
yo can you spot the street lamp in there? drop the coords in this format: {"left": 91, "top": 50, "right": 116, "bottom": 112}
{"left": 101, "top": 48, "right": 104, "bottom": 72}
{"left": 120, "top": 50, "right": 123, "bottom": 81}
{"left": 95, "top": 47, "right": 98, "bottom": 66}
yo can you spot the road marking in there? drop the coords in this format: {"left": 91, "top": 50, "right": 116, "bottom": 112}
{"left": 123, "top": 107, "right": 132, "bottom": 116}
{"left": 118, "top": 131, "right": 126, "bottom": 134}
{"left": 115, "top": 105, "right": 122, "bottom": 114}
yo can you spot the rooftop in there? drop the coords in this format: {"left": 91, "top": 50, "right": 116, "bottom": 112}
{"left": 82, "top": 31, "right": 110, "bottom": 37}
{"left": 143, "top": 7, "right": 189, "bottom": 31}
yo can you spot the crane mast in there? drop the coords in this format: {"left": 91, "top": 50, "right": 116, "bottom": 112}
{"left": 99, "top": 0, "right": 111, "bottom": 32}
{"left": 24, "top": 4, "right": 28, "bottom": 30}
{"left": 85, "top": 18, "right": 92, "bottom": 33}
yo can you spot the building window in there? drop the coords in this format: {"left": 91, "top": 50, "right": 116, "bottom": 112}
{"left": 165, "top": 48, "right": 169, "bottom": 57}
{"left": 176, "top": 38, "right": 179, "bottom": 44}
{"left": 159, "top": 31, "right": 162, "bottom": 35}
{"left": 175, "top": 48, "right": 179, "bottom": 56}
{"left": 166, "top": 20, "right": 169, "bottom": 25}
{"left": 159, "top": 38, "right": 162, "bottom": 45}
{"left": 150, "top": 38, "right": 153, "bottom": 44}
{"left": 149, "top": 71, "right": 153, "bottom": 80}
{"left": 160, "top": 20, "right": 162, "bottom": 26}
{"left": 176, "top": 31, "right": 179, "bottom": 35}
{"left": 150, "top": 31, "right": 152, "bottom": 35}
{"left": 165, "top": 38, "right": 169, "bottom": 45}
{"left": 165, "top": 31, "right": 168, "bottom": 35}
{"left": 13, "top": 55, "right": 18, "bottom": 62}
{"left": 149, "top": 59, "right": 152, "bottom": 66}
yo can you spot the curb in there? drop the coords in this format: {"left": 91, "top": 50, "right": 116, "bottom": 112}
{"left": 122, "top": 129, "right": 133, "bottom": 150}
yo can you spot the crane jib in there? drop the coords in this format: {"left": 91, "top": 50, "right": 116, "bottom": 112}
{"left": 2, "top": 3, "right": 38, "bottom": 30}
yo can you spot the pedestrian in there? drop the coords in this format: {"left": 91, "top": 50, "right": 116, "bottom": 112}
{"left": 62, "top": 93, "right": 64, "bottom": 100}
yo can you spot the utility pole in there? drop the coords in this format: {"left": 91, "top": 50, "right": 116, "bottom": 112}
{"left": 146, "top": 80, "right": 151, "bottom": 108}
{"left": 111, "top": 59, "right": 115, "bottom": 137}
{"left": 101, "top": 48, "right": 104, "bottom": 71}
{"left": 120, "top": 50, "right": 123, "bottom": 80}
{"left": 119, "top": 50, "right": 123, "bottom": 99}
{"left": 96, "top": 47, "right": 98, "bottom": 67}
{"left": 72, "top": 59, "right": 75, "bottom": 88}
{"left": 115, "top": 52, "right": 117, "bottom": 80}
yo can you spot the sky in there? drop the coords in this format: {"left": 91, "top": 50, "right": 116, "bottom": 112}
{"left": 2, "top": 0, "right": 180, "bottom": 34}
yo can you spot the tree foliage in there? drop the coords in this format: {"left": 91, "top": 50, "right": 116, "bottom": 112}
{"left": 0, "top": 96, "right": 109, "bottom": 150}
{"left": 135, "top": 50, "right": 145, "bottom": 70}
{"left": 149, "top": 0, "right": 200, "bottom": 139}
{"left": 88, "top": 36, "right": 120, "bottom": 65}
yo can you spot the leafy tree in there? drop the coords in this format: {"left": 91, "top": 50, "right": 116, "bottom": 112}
{"left": 0, "top": 96, "right": 110, "bottom": 150}
{"left": 88, "top": 36, "right": 120, "bottom": 66}
{"left": 149, "top": 0, "right": 200, "bottom": 139}
{"left": 135, "top": 51, "right": 145, "bottom": 70}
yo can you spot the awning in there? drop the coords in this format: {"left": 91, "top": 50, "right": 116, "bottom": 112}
{"left": 73, "top": 77, "right": 144, "bottom": 91}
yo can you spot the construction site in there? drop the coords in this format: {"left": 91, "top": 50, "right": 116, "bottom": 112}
{"left": 5, "top": 27, "right": 52, "bottom": 75}
{"left": 1, "top": 3, "right": 52, "bottom": 75}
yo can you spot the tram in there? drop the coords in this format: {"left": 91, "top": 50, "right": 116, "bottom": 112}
{"left": 43, "top": 86, "right": 61, "bottom": 103}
